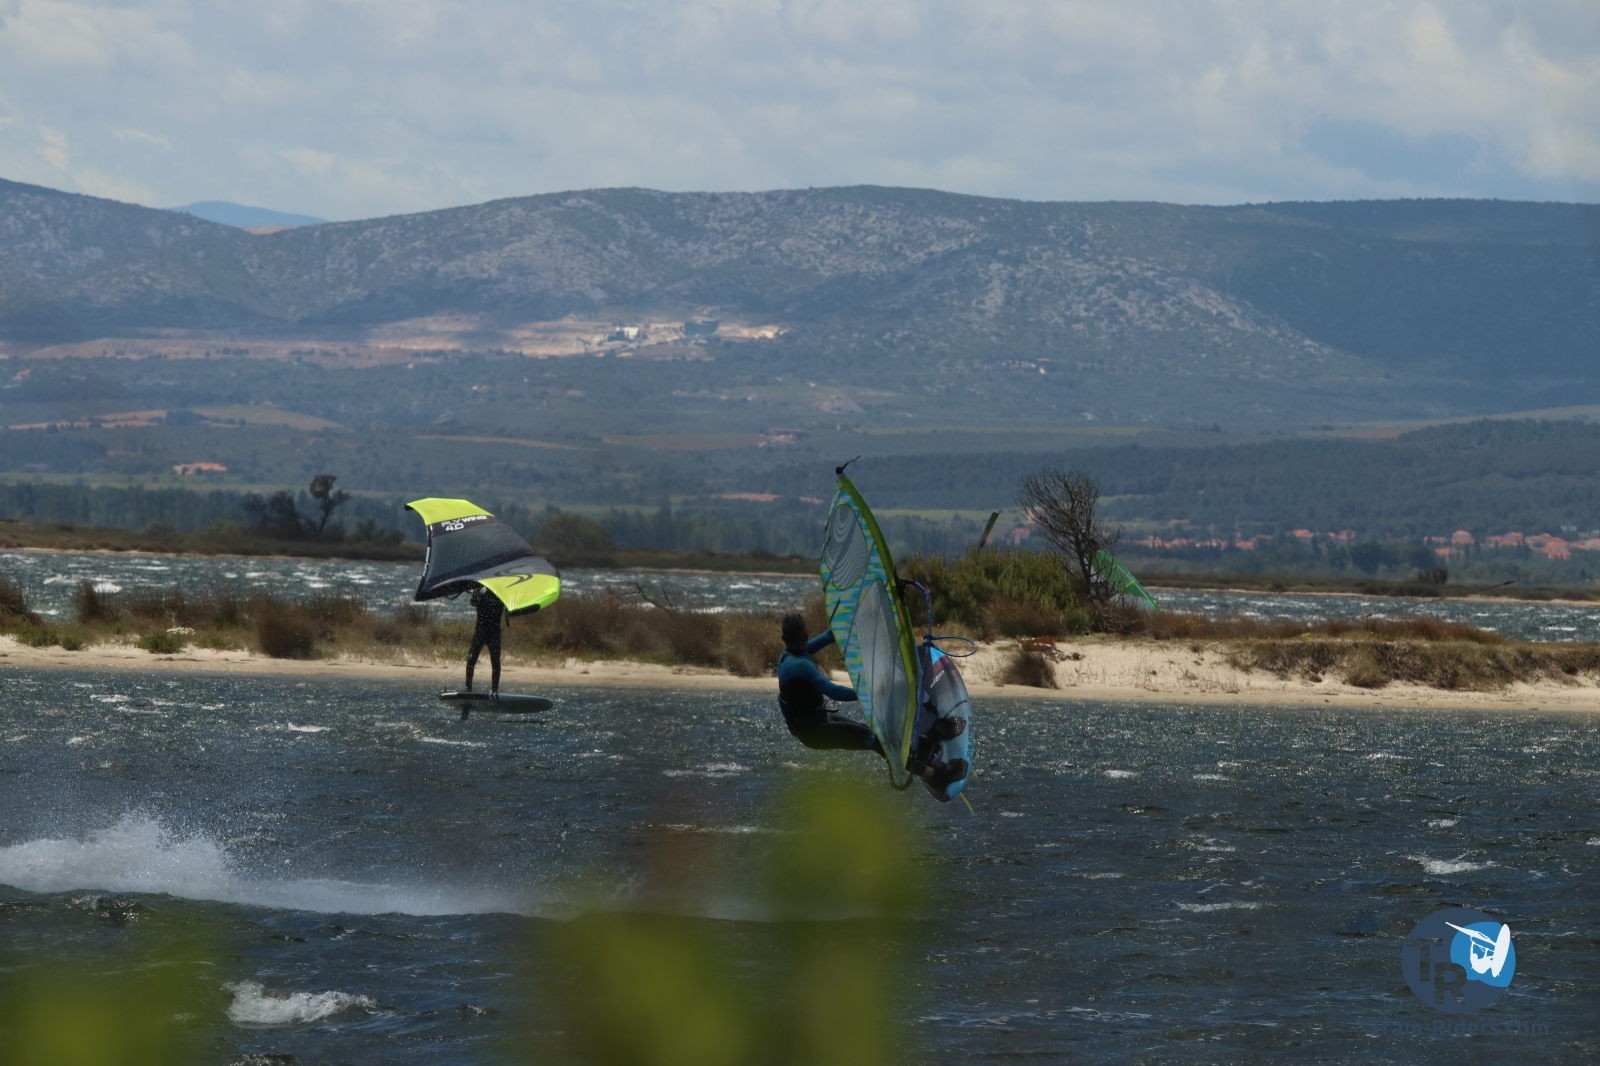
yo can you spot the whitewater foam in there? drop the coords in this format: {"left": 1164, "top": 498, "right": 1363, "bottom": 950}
{"left": 0, "top": 812, "right": 534, "bottom": 916}
{"left": 224, "top": 980, "right": 377, "bottom": 1027}
{"left": 1410, "top": 854, "right": 1493, "bottom": 876}
{"left": 662, "top": 762, "right": 749, "bottom": 778}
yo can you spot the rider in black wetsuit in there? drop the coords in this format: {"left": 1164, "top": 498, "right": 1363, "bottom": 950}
{"left": 776, "top": 614, "right": 882, "bottom": 754}
{"left": 465, "top": 585, "right": 505, "bottom": 694}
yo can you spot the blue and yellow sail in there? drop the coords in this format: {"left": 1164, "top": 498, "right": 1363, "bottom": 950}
{"left": 819, "top": 471, "right": 920, "bottom": 789}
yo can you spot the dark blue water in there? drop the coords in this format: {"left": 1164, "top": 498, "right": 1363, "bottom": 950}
{"left": 1, "top": 549, "right": 816, "bottom": 617}
{"left": 2, "top": 666, "right": 1596, "bottom": 1063}
{"left": 10, "top": 549, "right": 1599, "bottom": 642}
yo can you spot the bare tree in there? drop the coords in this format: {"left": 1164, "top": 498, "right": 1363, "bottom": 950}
{"left": 307, "top": 473, "right": 351, "bottom": 537}
{"left": 1018, "top": 468, "right": 1118, "bottom": 613}
{"left": 241, "top": 474, "right": 350, "bottom": 539}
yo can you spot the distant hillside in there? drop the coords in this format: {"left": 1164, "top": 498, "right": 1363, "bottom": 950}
{"left": 1, "top": 177, "right": 1596, "bottom": 426}
{"left": 171, "top": 201, "right": 326, "bottom": 230}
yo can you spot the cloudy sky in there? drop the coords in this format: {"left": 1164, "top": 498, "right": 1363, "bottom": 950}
{"left": 1, "top": 0, "right": 1596, "bottom": 221}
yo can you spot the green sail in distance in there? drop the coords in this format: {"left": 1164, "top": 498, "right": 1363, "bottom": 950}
{"left": 1094, "top": 548, "right": 1158, "bottom": 612}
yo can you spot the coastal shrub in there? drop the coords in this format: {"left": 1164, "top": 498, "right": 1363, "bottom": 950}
{"left": 1341, "top": 647, "right": 1389, "bottom": 688}
{"left": 1363, "top": 615, "right": 1502, "bottom": 644}
{"left": 523, "top": 592, "right": 629, "bottom": 656}
{"left": 901, "top": 548, "right": 1084, "bottom": 638}
{"left": 1088, "top": 599, "right": 1146, "bottom": 636}
{"left": 14, "top": 622, "right": 58, "bottom": 648}
{"left": 978, "top": 598, "right": 1067, "bottom": 640}
{"left": 125, "top": 587, "right": 188, "bottom": 625}
{"left": 1138, "top": 610, "right": 1219, "bottom": 640}
{"left": 658, "top": 609, "right": 720, "bottom": 667}
{"left": 0, "top": 577, "right": 35, "bottom": 621}
{"left": 254, "top": 602, "right": 317, "bottom": 659}
{"left": 1137, "top": 609, "right": 1504, "bottom": 646}
{"left": 54, "top": 625, "right": 90, "bottom": 651}
{"left": 1226, "top": 639, "right": 1344, "bottom": 680}
{"left": 998, "top": 644, "right": 1060, "bottom": 688}
{"left": 204, "top": 592, "right": 247, "bottom": 629}
{"left": 720, "top": 614, "right": 777, "bottom": 678}
{"left": 137, "top": 630, "right": 186, "bottom": 655}
{"left": 1225, "top": 636, "right": 1569, "bottom": 692}
{"left": 73, "top": 580, "right": 118, "bottom": 624}
{"left": 371, "top": 604, "right": 430, "bottom": 646}
{"left": 301, "top": 593, "right": 366, "bottom": 630}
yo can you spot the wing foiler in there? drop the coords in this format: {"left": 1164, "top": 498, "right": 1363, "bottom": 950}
{"left": 820, "top": 469, "right": 921, "bottom": 790}
{"left": 406, "top": 498, "right": 560, "bottom": 616}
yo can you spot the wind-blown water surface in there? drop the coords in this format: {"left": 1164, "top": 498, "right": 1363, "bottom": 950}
{"left": 9, "top": 548, "right": 1599, "bottom": 641}
{"left": 1, "top": 666, "right": 1595, "bottom": 1063}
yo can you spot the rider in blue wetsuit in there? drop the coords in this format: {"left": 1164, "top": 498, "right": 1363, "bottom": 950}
{"left": 776, "top": 614, "right": 883, "bottom": 754}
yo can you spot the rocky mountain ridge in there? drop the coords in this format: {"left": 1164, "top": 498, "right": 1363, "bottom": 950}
{"left": 2, "top": 177, "right": 1596, "bottom": 421}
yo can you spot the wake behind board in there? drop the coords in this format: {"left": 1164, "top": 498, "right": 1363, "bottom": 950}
{"left": 439, "top": 691, "right": 554, "bottom": 713}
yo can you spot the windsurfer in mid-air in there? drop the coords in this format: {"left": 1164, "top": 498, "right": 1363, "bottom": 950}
{"left": 776, "top": 614, "right": 884, "bottom": 757}
{"left": 465, "top": 584, "right": 506, "bottom": 700}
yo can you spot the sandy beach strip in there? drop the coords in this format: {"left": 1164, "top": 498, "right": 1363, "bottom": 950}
{"left": 4, "top": 634, "right": 1599, "bottom": 713}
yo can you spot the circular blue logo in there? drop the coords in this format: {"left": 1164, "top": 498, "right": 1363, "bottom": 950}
{"left": 1401, "top": 907, "right": 1516, "bottom": 1013}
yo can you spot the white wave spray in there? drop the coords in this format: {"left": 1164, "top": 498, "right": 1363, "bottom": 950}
{"left": 0, "top": 811, "right": 533, "bottom": 916}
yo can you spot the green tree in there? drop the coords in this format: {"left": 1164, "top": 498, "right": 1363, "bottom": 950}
{"left": 1348, "top": 540, "right": 1395, "bottom": 575}
{"left": 241, "top": 490, "right": 308, "bottom": 538}
{"left": 538, "top": 512, "right": 617, "bottom": 555}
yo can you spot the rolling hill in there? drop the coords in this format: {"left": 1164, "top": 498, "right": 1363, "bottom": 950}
{"left": 3, "top": 178, "right": 1595, "bottom": 429}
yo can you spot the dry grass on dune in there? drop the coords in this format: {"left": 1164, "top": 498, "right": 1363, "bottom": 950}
{"left": 1, "top": 578, "right": 788, "bottom": 677}
{"left": 1226, "top": 636, "right": 1600, "bottom": 691}
{"left": 10, "top": 573, "right": 1600, "bottom": 695}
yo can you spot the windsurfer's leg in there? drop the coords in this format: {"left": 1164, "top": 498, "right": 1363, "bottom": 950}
{"left": 488, "top": 637, "right": 501, "bottom": 693}
{"left": 781, "top": 704, "right": 881, "bottom": 754}
{"left": 466, "top": 636, "right": 484, "bottom": 690}
{"left": 795, "top": 714, "right": 881, "bottom": 753}
{"left": 845, "top": 720, "right": 882, "bottom": 756}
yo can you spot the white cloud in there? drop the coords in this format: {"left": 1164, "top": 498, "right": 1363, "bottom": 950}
{"left": 279, "top": 147, "right": 336, "bottom": 177}
{"left": 39, "top": 125, "right": 69, "bottom": 170}
{"left": 114, "top": 126, "right": 171, "bottom": 148}
{"left": 70, "top": 165, "right": 156, "bottom": 204}
{"left": 0, "top": 0, "right": 1594, "bottom": 217}
{"left": 1, "top": 0, "right": 194, "bottom": 72}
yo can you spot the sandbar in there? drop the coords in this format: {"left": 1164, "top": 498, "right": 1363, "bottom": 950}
{"left": 4, "top": 635, "right": 1599, "bottom": 713}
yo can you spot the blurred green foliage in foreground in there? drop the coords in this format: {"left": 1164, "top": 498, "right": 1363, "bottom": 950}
{"left": 0, "top": 779, "right": 921, "bottom": 1065}
{"left": 531, "top": 777, "right": 923, "bottom": 1066}
{"left": 0, "top": 915, "right": 219, "bottom": 1066}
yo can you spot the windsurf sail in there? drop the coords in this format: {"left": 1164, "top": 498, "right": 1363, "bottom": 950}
{"left": 820, "top": 469, "right": 920, "bottom": 790}
{"left": 1093, "top": 548, "right": 1158, "bottom": 611}
{"left": 406, "top": 498, "right": 559, "bottom": 615}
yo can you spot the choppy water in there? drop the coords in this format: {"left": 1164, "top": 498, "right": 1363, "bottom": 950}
{"left": 7, "top": 549, "right": 1600, "bottom": 643}
{"left": 2, "top": 549, "right": 815, "bottom": 617}
{"left": 1157, "top": 588, "right": 1600, "bottom": 645}
{"left": 2, "top": 667, "right": 1596, "bottom": 1063}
